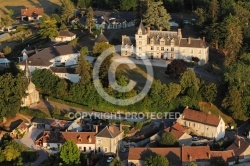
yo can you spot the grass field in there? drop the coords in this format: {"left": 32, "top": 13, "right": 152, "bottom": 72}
{"left": 0, "top": 0, "right": 61, "bottom": 16}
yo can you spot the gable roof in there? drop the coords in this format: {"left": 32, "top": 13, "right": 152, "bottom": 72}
{"left": 35, "top": 131, "right": 96, "bottom": 145}
{"left": 182, "top": 146, "right": 210, "bottom": 162}
{"left": 96, "top": 125, "right": 122, "bottom": 138}
{"left": 58, "top": 30, "right": 75, "bottom": 37}
{"left": 164, "top": 127, "right": 185, "bottom": 139}
{"left": 226, "top": 136, "right": 250, "bottom": 157}
{"left": 21, "top": 7, "right": 44, "bottom": 17}
{"left": 19, "top": 45, "right": 78, "bottom": 67}
{"left": 138, "top": 21, "right": 147, "bottom": 35}
{"left": 128, "top": 147, "right": 181, "bottom": 166}
{"left": 95, "top": 32, "right": 108, "bottom": 43}
{"left": 182, "top": 108, "right": 221, "bottom": 127}
{"left": 210, "top": 150, "right": 235, "bottom": 163}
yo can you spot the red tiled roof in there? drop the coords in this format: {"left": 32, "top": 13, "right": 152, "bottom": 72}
{"left": 182, "top": 108, "right": 221, "bottom": 126}
{"left": 36, "top": 131, "right": 96, "bottom": 145}
{"left": 210, "top": 150, "right": 235, "bottom": 163}
{"left": 128, "top": 147, "right": 181, "bottom": 166}
{"left": 182, "top": 146, "right": 210, "bottom": 162}
{"left": 163, "top": 122, "right": 187, "bottom": 139}
{"left": 21, "top": 8, "right": 44, "bottom": 17}
{"left": 172, "top": 122, "right": 186, "bottom": 132}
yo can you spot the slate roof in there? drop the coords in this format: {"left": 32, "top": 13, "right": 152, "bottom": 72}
{"left": 96, "top": 125, "right": 121, "bottom": 138}
{"left": 182, "top": 108, "right": 221, "bottom": 127}
{"left": 35, "top": 131, "right": 96, "bottom": 144}
{"left": 21, "top": 7, "right": 44, "bottom": 17}
{"left": 182, "top": 146, "right": 210, "bottom": 162}
{"left": 128, "top": 147, "right": 181, "bottom": 166}
{"left": 58, "top": 30, "right": 75, "bottom": 37}
{"left": 137, "top": 21, "right": 147, "bottom": 35}
{"left": 226, "top": 136, "right": 250, "bottom": 157}
{"left": 19, "top": 45, "right": 78, "bottom": 67}
{"left": 179, "top": 38, "right": 207, "bottom": 48}
{"left": 122, "top": 35, "right": 135, "bottom": 46}
{"left": 95, "top": 33, "right": 108, "bottom": 43}
{"left": 50, "top": 67, "right": 77, "bottom": 74}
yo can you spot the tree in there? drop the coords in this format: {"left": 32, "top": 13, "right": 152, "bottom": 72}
{"left": 86, "top": 6, "right": 94, "bottom": 33}
{"left": 159, "top": 132, "right": 178, "bottom": 146}
{"left": 59, "top": 23, "right": 68, "bottom": 30}
{"left": 61, "top": 0, "right": 75, "bottom": 23}
{"left": 39, "top": 17, "right": 58, "bottom": 39}
{"left": 211, "top": 158, "right": 227, "bottom": 166}
{"left": 209, "top": 0, "right": 219, "bottom": 23}
{"left": 222, "top": 86, "right": 245, "bottom": 120}
{"left": 200, "top": 83, "right": 217, "bottom": 103}
{"left": 188, "top": 162, "right": 198, "bottom": 166}
{"left": 69, "top": 38, "right": 78, "bottom": 47}
{"left": 165, "top": 59, "right": 187, "bottom": 78}
{"left": 78, "top": 0, "right": 91, "bottom": 8}
{"left": 144, "top": 154, "right": 169, "bottom": 166}
{"left": 223, "top": 15, "right": 243, "bottom": 66}
{"left": 99, "top": 54, "right": 113, "bottom": 86}
{"left": 143, "top": 1, "right": 171, "bottom": 30}
{"left": 3, "top": 46, "right": 12, "bottom": 55}
{"left": 194, "top": 8, "right": 206, "bottom": 26}
{"left": 120, "top": 0, "right": 137, "bottom": 11}
{"left": 76, "top": 54, "right": 91, "bottom": 84}
{"left": 92, "top": 42, "right": 114, "bottom": 57}
{"left": 80, "top": 46, "right": 88, "bottom": 56}
{"left": 109, "top": 157, "right": 124, "bottom": 166}
{"left": 59, "top": 140, "right": 80, "bottom": 165}
{"left": 3, "top": 141, "right": 23, "bottom": 161}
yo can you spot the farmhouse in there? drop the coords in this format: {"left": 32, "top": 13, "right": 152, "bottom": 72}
{"left": 21, "top": 7, "right": 43, "bottom": 21}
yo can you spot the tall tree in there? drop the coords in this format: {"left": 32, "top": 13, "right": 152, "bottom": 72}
{"left": 109, "top": 157, "right": 124, "bottom": 166}
{"left": 120, "top": 0, "right": 137, "bottom": 11}
{"left": 76, "top": 54, "right": 91, "bottom": 84}
{"left": 144, "top": 154, "right": 169, "bottom": 166}
{"left": 92, "top": 42, "right": 114, "bottom": 57}
{"left": 200, "top": 83, "right": 217, "bottom": 104}
{"left": 194, "top": 8, "right": 206, "bottom": 26}
{"left": 86, "top": 6, "right": 94, "bottom": 33}
{"left": 3, "top": 141, "right": 24, "bottom": 162}
{"left": 223, "top": 15, "right": 243, "bottom": 66}
{"left": 61, "top": 0, "right": 75, "bottom": 23}
{"left": 208, "top": 0, "right": 219, "bottom": 23}
{"left": 143, "top": 1, "right": 171, "bottom": 30}
{"left": 159, "top": 132, "right": 178, "bottom": 146}
{"left": 39, "top": 16, "right": 58, "bottom": 39}
{"left": 78, "top": 0, "right": 91, "bottom": 8}
{"left": 59, "top": 140, "right": 80, "bottom": 165}
{"left": 80, "top": 46, "right": 88, "bottom": 56}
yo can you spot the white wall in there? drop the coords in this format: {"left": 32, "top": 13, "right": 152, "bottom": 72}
{"left": 54, "top": 73, "right": 80, "bottom": 83}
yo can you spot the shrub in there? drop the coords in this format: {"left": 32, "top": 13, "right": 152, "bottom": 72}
{"left": 3, "top": 46, "right": 12, "bottom": 55}
{"left": 20, "top": 108, "right": 49, "bottom": 118}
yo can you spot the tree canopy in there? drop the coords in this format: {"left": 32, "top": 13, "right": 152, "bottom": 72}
{"left": 159, "top": 132, "right": 178, "bottom": 146}
{"left": 144, "top": 154, "right": 169, "bottom": 166}
{"left": 165, "top": 59, "right": 187, "bottom": 78}
{"left": 59, "top": 140, "right": 80, "bottom": 165}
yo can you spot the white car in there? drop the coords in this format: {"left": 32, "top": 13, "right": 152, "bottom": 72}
{"left": 107, "top": 157, "right": 113, "bottom": 163}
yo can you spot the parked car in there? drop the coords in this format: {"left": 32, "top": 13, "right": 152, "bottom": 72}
{"left": 192, "top": 136, "right": 199, "bottom": 141}
{"left": 107, "top": 157, "right": 113, "bottom": 163}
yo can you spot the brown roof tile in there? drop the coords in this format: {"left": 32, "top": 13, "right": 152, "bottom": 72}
{"left": 21, "top": 8, "right": 44, "bottom": 17}
{"left": 226, "top": 136, "right": 250, "bottom": 157}
{"left": 210, "top": 150, "right": 235, "bottom": 163}
{"left": 58, "top": 30, "right": 75, "bottom": 37}
{"left": 179, "top": 38, "right": 207, "bottom": 48}
{"left": 96, "top": 125, "right": 122, "bottom": 138}
{"left": 128, "top": 147, "right": 181, "bottom": 166}
{"left": 164, "top": 127, "right": 184, "bottom": 139}
{"left": 182, "top": 146, "right": 210, "bottom": 162}
{"left": 182, "top": 108, "right": 221, "bottom": 127}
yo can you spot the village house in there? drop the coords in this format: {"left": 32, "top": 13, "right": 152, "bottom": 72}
{"left": 50, "top": 67, "right": 80, "bottom": 83}
{"left": 182, "top": 146, "right": 211, "bottom": 166}
{"left": 21, "top": 60, "right": 40, "bottom": 107}
{"left": 226, "top": 136, "right": 250, "bottom": 164}
{"left": 0, "top": 53, "right": 10, "bottom": 67}
{"left": 121, "top": 21, "right": 209, "bottom": 65}
{"left": 128, "top": 147, "right": 182, "bottom": 166}
{"left": 52, "top": 30, "right": 76, "bottom": 42}
{"left": 177, "top": 108, "right": 226, "bottom": 141}
{"left": 157, "top": 122, "right": 192, "bottom": 146}
{"left": 35, "top": 131, "right": 96, "bottom": 153}
{"left": 95, "top": 125, "right": 123, "bottom": 153}
{"left": 21, "top": 7, "right": 44, "bottom": 21}
{"left": 10, "top": 121, "right": 29, "bottom": 138}
{"left": 210, "top": 150, "right": 235, "bottom": 165}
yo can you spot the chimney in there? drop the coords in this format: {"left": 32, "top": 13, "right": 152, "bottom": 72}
{"left": 188, "top": 154, "right": 192, "bottom": 161}
{"left": 238, "top": 139, "right": 240, "bottom": 147}
{"left": 94, "top": 125, "right": 98, "bottom": 134}
{"left": 188, "top": 37, "right": 191, "bottom": 44}
{"left": 147, "top": 27, "right": 150, "bottom": 35}
{"left": 208, "top": 152, "right": 211, "bottom": 159}
{"left": 177, "top": 29, "right": 182, "bottom": 38}
{"left": 159, "top": 27, "right": 162, "bottom": 31}
{"left": 120, "top": 123, "right": 123, "bottom": 132}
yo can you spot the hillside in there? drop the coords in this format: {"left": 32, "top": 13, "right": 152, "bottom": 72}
{"left": 0, "top": 0, "right": 61, "bottom": 16}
